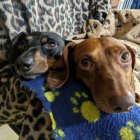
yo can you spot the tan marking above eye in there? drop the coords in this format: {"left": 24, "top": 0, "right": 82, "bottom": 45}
{"left": 26, "top": 35, "right": 33, "bottom": 41}
{"left": 41, "top": 37, "right": 48, "bottom": 43}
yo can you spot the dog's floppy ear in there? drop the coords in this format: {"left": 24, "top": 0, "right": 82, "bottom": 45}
{"left": 9, "top": 32, "right": 28, "bottom": 64}
{"left": 12, "top": 32, "right": 27, "bottom": 46}
{"left": 46, "top": 41, "right": 76, "bottom": 89}
{"left": 134, "top": 74, "right": 140, "bottom": 103}
{"left": 126, "top": 45, "right": 136, "bottom": 69}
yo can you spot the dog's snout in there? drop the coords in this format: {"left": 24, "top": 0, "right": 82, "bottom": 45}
{"left": 22, "top": 61, "right": 33, "bottom": 71}
{"left": 109, "top": 93, "right": 135, "bottom": 112}
{"left": 16, "top": 58, "right": 34, "bottom": 72}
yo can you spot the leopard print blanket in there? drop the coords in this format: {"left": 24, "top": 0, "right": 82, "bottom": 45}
{"left": 0, "top": 0, "right": 111, "bottom": 140}
{"left": 0, "top": 0, "right": 110, "bottom": 40}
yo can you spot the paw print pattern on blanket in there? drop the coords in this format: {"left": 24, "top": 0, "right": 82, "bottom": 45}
{"left": 44, "top": 91, "right": 65, "bottom": 139}
{"left": 119, "top": 121, "right": 140, "bottom": 140}
{"left": 70, "top": 91, "right": 100, "bottom": 122}
{"left": 49, "top": 112, "right": 65, "bottom": 139}
{"left": 44, "top": 91, "right": 60, "bottom": 102}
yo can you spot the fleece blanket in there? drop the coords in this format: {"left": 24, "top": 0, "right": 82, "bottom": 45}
{"left": 21, "top": 74, "right": 140, "bottom": 140}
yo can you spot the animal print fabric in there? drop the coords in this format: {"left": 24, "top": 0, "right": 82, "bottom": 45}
{"left": 0, "top": 0, "right": 110, "bottom": 40}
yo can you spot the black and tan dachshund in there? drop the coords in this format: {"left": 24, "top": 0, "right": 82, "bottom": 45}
{"left": 10, "top": 32, "right": 67, "bottom": 79}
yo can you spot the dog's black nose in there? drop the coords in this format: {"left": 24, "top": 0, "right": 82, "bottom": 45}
{"left": 16, "top": 58, "right": 34, "bottom": 72}
{"left": 22, "top": 62, "right": 33, "bottom": 71}
{"left": 109, "top": 93, "right": 135, "bottom": 112}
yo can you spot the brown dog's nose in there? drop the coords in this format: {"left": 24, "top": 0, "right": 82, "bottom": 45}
{"left": 109, "top": 94, "right": 135, "bottom": 112}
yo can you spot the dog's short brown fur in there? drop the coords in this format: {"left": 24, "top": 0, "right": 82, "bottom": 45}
{"left": 47, "top": 37, "right": 140, "bottom": 113}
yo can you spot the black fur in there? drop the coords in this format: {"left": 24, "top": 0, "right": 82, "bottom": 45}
{"left": 9, "top": 31, "right": 70, "bottom": 79}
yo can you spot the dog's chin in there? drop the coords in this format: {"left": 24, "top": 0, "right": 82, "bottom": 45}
{"left": 16, "top": 69, "right": 42, "bottom": 79}
{"left": 95, "top": 101, "right": 133, "bottom": 114}
{"left": 93, "top": 98, "right": 127, "bottom": 114}
{"left": 91, "top": 92, "right": 129, "bottom": 113}
{"left": 21, "top": 73, "right": 41, "bottom": 79}
{"left": 95, "top": 103, "right": 114, "bottom": 114}
{"left": 97, "top": 105, "right": 121, "bottom": 114}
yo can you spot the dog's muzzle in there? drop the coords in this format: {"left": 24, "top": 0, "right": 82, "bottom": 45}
{"left": 15, "top": 57, "right": 34, "bottom": 73}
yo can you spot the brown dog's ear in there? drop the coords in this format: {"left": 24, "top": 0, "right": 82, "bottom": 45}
{"left": 133, "top": 74, "right": 140, "bottom": 103}
{"left": 136, "top": 93, "right": 140, "bottom": 103}
{"left": 126, "top": 46, "right": 136, "bottom": 69}
{"left": 46, "top": 41, "right": 76, "bottom": 89}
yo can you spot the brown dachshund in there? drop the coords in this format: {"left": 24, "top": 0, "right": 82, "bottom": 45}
{"left": 46, "top": 37, "right": 140, "bottom": 113}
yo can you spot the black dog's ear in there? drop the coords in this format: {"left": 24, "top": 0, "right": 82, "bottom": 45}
{"left": 12, "top": 32, "right": 27, "bottom": 46}
{"left": 9, "top": 32, "right": 28, "bottom": 64}
{"left": 65, "top": 40, "right": 72, "bottom": 45}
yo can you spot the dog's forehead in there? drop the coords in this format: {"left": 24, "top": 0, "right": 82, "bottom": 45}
{"left": 100, "top": 37, "right": 130, "bottom": 54}
{"left": 73, "top": 37, "right": 128, "bottom": 63}
{"left": 100, "top": 37, "right": 126, "bottom": 48}
{"left": 74, "top": 38, "right": 101, "bottom": 52}
{"left": 73, "top": 39, "right": 101, "bottom": 62}
{"left": 74, "top": 37, "right": 127, "bottom": 53}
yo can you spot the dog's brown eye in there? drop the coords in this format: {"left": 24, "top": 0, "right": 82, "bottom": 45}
{"left": 26, "top": 35, "right": 33, "bottom": 41}
{"left": 48, "top": 41, "right": 55, "bottom": 48}
{"left": 80, "top": 56, "right": 91, "bottom": 69}
{"left": 121, "top": 51, "right": 131, "bottom": 62}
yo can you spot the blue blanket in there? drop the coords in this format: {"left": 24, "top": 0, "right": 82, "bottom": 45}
{"left": 21, "top": 75, "right": 140, "bottom": 140}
